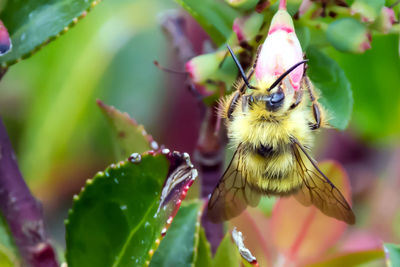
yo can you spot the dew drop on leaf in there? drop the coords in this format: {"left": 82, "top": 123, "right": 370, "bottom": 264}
{"left": 151, "top": 141, "right": 159, "bottom": 150}
{"left": 129, "top": 153, "right": 142, "bottom": 163}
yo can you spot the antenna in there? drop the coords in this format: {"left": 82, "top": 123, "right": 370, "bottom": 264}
{"left": 227, "top": 45, "right": 256, "bottom": 90}
{"left": 268, "top": 60, "right": 308, "bottom": 91}
{"left": 153, "top": 61, "right": 188, "bottom": 75}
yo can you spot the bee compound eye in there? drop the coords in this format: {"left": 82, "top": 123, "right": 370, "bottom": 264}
{"left": 270, "top": 91, "right": 285, "bottom": 104}
{"left": 266, "top": 91, "right": 285, "bottom": 111}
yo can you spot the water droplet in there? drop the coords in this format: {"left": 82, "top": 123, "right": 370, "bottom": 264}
{"left": 148, "top": 249, "right": 154, "bottom": 256}
{"left": 114, "top": 178, "right": 119, "bottom": 184}
{"left": 151, "top": 141, "right": 159, "bottom": 150}
{"left": 161, "top": 228, "right": 167, "bottom": 237}
{"left": 120, "top": 205, "right": 127, "bottom": 210}
{"left": 129, "top": 153, "right": 141, "bottom": 163}
{"left": 20, "top": 33, "right": 26, "bottom": 41}
{"left": 144, "top": 221, "right": 150, "bottom": 227}
{"left": 161, "top": 148, "right": 170, "bottom": 155}
{"left": 135, "top": 259, "right": 139, "bottom": 263}
{"left": 166, "top": 216, "right": 173, "bottom": 225}
{"left": 141, "top": 240, "right": 145, "bottom": 244}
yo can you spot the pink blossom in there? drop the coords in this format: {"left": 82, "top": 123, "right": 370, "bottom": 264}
{"left": 255, "top": 9, "right": 304, "bottom": 90}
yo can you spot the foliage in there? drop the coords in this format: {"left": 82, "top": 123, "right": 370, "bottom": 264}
{"left": 1, "top": 0, "right": 400, "bottom": 266}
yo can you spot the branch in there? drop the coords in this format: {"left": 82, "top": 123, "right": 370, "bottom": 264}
{"left": 161, "top": 13, "right": 225, "bottom": 253}
{"left": 0, "top": 118, "right": 58, "bottom": 267}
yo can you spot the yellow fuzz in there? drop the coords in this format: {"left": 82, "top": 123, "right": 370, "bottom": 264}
{"left": 222, "top": 76, "right": 327, "bottom": 194}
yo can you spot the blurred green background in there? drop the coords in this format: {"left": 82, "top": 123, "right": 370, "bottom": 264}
{"left": 1, "top": 0, "right": 400, "bottom": 257}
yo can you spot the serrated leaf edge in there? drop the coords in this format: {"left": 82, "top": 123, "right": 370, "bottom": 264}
{"left": 1, "top": 0, "right": 102, "bottom": 69}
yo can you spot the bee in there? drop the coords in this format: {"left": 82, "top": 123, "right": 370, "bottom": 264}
{"left": 208, "top": 46, "right": 355, "bottom": 224}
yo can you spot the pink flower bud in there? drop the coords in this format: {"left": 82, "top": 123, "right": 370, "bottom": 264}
{"left": 0, "top": 20, "right": 12, "bottom": 56}
{"left": 185, "top": 52, "right": 225, "bottom": 84}
{"left": 233, "top": 13, "right": 264, "bottom": 43}
{"left": 372, "top": 7, "right": 396, "bottom": 34}
{"left": 255, "top": 8, "right": 304, "bottom": 90}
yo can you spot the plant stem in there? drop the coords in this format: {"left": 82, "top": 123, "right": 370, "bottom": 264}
{"left": 195, "top": 105, "right": 225, "bottom": 254}
{"left": 161, "top": 13, "right": 225, "bottom": 253}
{"left": 0, "top": 118, "right": 58, "bottom": 267}
{"left": 0, "top": 68, "right": 7, "bottom": 81}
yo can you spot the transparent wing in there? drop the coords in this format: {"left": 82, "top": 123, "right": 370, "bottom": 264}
{"left": 208, "top": 144, "right": 261, "bottom": 223}
{"left": 291, "top": 137, "right": 355, "bottom": 224}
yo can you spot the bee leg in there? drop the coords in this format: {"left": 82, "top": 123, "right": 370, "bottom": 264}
{"left": 227, "top": 91, "right": 240, "bottom": 120}
{"left": 304, "top": 76, "right": 321, "bottom": 130}
{"left": 310, "top": 103, "right": 321, "bottom": 130}
{"left": 253, "top": 45, "right": 262, "bottom": 69}
{"left": 289, "top": 89, "right": 303, "bottom": 110}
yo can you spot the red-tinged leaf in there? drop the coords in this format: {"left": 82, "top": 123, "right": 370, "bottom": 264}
{"left": 212, "top": 232, "right": 241, "bottom": 267}
{"left": 1, "top": 0, "right": 99, "bottom": 67}
{"left": 65, "top": 150, "right": 198, "bottom": 266}
{"left": 97, "top": 100, "right": 159, "bottom": 159}
{"left": 150, "top": 200, "right": 204, "bottom": 266}
{"left": 270, "top": 160, "right": 352, "bottom": 264}
{"left": 228, "top": 209, "right": 273, "bottom": 267}
{"left": 307, "top": 249, "right": 385, "bottom": 267}
{"left": 339, "top": 229, "right": 382, "bottom": 252}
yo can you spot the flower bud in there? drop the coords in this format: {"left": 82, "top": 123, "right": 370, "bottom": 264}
{"left": 372, "top": 7, "right": 397, "bottom": 34}
{"left": 0, "top": 20, "right": 12, "bottom": 56}
{"left": 327, "top": 18, "right": 371, "bottom": 53}
{"left": 225, "top": 0, "right": 259, "bottom": 11}
{"left": 233, "top": 13, "right": 264, "bottom": 43}
{"left": 351, "top": 0, "right": 385, "bottom": 22}
{"left": 255, "top": 8, "right": 304, "bottom": 90}
{"left": 185, "top": 51, "right": 226, "bottom": 84}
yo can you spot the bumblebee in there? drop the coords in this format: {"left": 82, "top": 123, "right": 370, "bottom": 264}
{"left": 208, "top": 46, "right": 355, "bottom": 224}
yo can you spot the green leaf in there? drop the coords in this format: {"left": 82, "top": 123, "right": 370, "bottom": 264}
{"left": 0, "top": 0, "right": 99, "bottom": 68}
{"left": 213, "top": 232, "right": 241, "bottom": 267}
{"left": 65, "top": 151, "right": 198, "bottom": 267}
{"left": 326, "top": 34, "right": 400, "bottom": 140}
{"left": 17, "top": 1, "right": 165, "bottom": 187}
{"left": 306, "top": 46, "right": 353, "bottom": 130}
{"left": 195, "top": 228, "right": 212, "bottom": 267}
{"left": 150, "top": 200, "right": 203, "bottom": 266}
{"left": 326, "top": 18, "right": 370, "bottom": 54}
{"left": 0, "top": 215, "right": 19, "bottom": 267}
{"left": 351, "top": 0, "right": 385, "bottom": 22}
{"left": 97, "top": 100, "right": 157, "bottom": 159}
{"left": 308, "top": 249, "right": 384, "bottom": 267}
{"left": 225, "top": 0, "right": 259, "bottom": 11}
{"left": 175, "top": 0, "right": 239, "bottom": 46}
{"left": 385, "top": 243, "right": 400, "bottom": 267}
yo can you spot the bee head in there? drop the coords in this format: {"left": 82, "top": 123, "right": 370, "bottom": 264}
{"left": 265, "top": 88, "right": 285, "bottom": 111}
{"left": 261, "top": 59, "right": 308, "bottom": 112}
